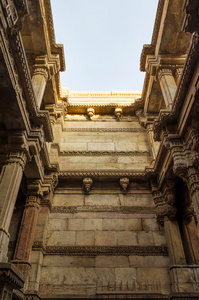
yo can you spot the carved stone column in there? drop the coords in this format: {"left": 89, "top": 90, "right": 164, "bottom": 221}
{"left": 175, "top": 68, "right": 183, "bottom": 85}
{"left": 186, "top": 168, "right": 199, "bottom": 225}
{"left": 12, "top": 194, "right": 41, "bottom": 276}
{"left": 158, "top": 68, "right": 177, "bottom": 109}
{"left": 146, "top": 124, "right": 160, "bottom": 160}
{"left": 151, "top": 181, "right": 186, "bottom": 265}
{"left": 32, "top": 63, "right": 48, "bottom": 109}
{"left": 0, "top": 151, "right": 27, "bottom": 262}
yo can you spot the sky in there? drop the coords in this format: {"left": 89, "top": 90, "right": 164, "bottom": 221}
{"left": 51, "top": 0, "right": 159, "bottom": 91}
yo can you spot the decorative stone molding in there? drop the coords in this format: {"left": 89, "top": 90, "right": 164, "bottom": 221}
{"left": 51, "top": 205, "right": 156, "bottom": 214}
{"left": 59, "top": 150, "right": 150, "bottom": 156}
{"left": 83, "top": 177, "right": 93, "bottom": 193}
{"left": 0, "top": 262, "right": 25, "bottom": 290}
{"left": 87, "top": 108, "right": 95, "bottom": 119}
{"left": 59, "top": 170, "right": 149, "bottom": 180}
{"left": 114, "top": 108, "right": 122, "bottom": 121}
{"left": 120, "top": 177, "right": 129, "bottom": 193}
{"left": 44, "top": 245, "right": 168, "bottom": 256}
{"left": 63, "top": 127, "right": 145, "bottom": 132}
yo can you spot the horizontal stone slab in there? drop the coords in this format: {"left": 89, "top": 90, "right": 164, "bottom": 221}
{"left": 32, "top": 245, "right": 168, "bottom": 256}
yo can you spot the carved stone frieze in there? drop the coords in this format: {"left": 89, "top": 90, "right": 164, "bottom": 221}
{"left": 50, "top": 205, "right": 156, "bottom": 214}
{"left": 59, "top": 170, "right": 148, "bottom": 180}
{"left": 59, "top": 150, "right": 150, "bottom": 156}
{"left": 63, "top": 127, "right": 145, "bottom": 132}
{"left": 44, "top": 245, "right": 168, "bottom": 256}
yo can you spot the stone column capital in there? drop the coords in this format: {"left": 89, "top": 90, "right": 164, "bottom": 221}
{"left": 5, "top": 151, "right": 27, "bottom": 171}
{"left": 158, "top": 68, "right": 173, "bottom": 80}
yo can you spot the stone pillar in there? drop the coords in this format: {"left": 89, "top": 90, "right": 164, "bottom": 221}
{"left": 12, "top": 195, "right": 41, "bottom": 276}
{"left": 186, "top": 169, "right": 199, "bottom": 225}
{"left": 158, "top": 68, "right": 177, "bottom": 109}
{"left": 151, "top": 181, "right": 186, "bottom": 265}
{"left": 146, "top": 124, "right": 160, "bottom": 160}
{"left": 0, "top": 151, "right": 27, "bottom": 262}
{"left": 32, "top": 66, "right": 48, "bottom": 109}
{"left": 175, "top": 68, "right": 183, "bottom": 85}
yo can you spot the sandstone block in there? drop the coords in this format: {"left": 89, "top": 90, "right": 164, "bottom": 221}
{"left": 85, "top": 194, "right": 119, "bottom": 206}
{"left": 76, "top": 231, "right": 95, "bottom": 246}
{"left": 84, "top": 219, "right": 102, "bottom": 231}
{"left": 47, "top": 231, "right": 76, "bottom": 246}
{"left": 129, "top": 256, "right": 170, "bottom": 268}
{"left": 95, "top": 231, "right": 116, "bottom": 246}
{"left": 115, "top": 268, "right": 137, "bottom": 283}
{"left": 68, "top": 218, "right": 84, "bottom": 230}
{"left": 123, "top": 219, "right": 142, "bottom": 231}
{"left": 116, "top": 231, "right": 138, "bottom": 246}
{"left": 96, "top": 256, "right": 129, "bottom": 268}
{"left": 49, "top": 219, "right": 67, "bottom": 231}
{"left": 137, "top": 231, "right": 154, "bottom": 246}
{"left": 53, "top": 194, "right": 84, "bottom": 206}
{"left": 102, "top": 219, "right": 124, "bottom": 231}
{"left": 43, "top": 255, "right": 95, "bottom": 268}
{"left": 142, "top": 218, "right": 159, "bottom": 231}
{"left": 153, "top": 231, "right": 167, "bottom": 246}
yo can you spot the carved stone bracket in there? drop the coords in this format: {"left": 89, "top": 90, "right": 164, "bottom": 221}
{"left": 83, "top": 177, "right": 93, "bottom": 193}
{"left": 114, "top": 108, "right": 122, "bottom": 121}
{"left": 87, "top": 108, "right": 95, "bottom": 120}
{"left": 151, "top": 180, "right": 177, "bottom": 225}
{"left": 120, "top": 177, "right": 129, "bottom": 193}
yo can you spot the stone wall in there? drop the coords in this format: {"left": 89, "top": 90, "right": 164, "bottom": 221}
{"left": 37, "top": 181, "right": 170, "bottom": 297}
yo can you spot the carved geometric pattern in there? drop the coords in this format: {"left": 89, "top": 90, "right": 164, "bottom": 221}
{"left": 63, "top": 127, "right": 145, "bottom": 132}
{"left": 59, "top": 150, "right": 150, "bottom": 156}
{"left": 51, "top": 205, "right": 156, "bottom": 214}
{"left": 32, "top": 245, "right": 168, "bottom": 256}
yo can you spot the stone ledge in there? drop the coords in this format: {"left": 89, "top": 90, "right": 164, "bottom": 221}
{"left": 32, "top": 245, "right": 168, "bottom": 256}
{"left": 0, "top": 262, "right": 25, "bottom": 289}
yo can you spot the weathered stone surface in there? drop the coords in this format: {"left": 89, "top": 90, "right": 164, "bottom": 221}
{"left": 76, "top": 231, "right": 95, "bottom": 246}
{"left": 43, "top": 255, "right": 95, "bottom": 267}
{"left": 142, "top": 218, "right": 159, "bottom": 231}
{"left": 84, "top": 219, "right": 102, "bottom": 231}
{"left": 85, "top": 194, "right": 119, "bottom": 206}
{"left": 114, "top": 267, "right": 137, "bottom": 283}
{"left": 68, "top": 219, "right": 84, "bottom": 230}
{"left": 53, "top": 194, "right": 84, "bottom": 206}
{"left": 137, "top": 231, "right": 154, "bottom": 246}
{"left": 96, "top": 256, "right": 129, "bottom": 268}
{"left": 153, "top": 231, "right": 167, "bottom": 246}
{"left": 47, "top": 231, "right": 76, "bottom": 246}
{"left": 102, "top": 219, "right": 124, "bottom": 231}
{"left": 49, "top": 219, "right": 68, "bottom": 231}
{"left": 123, "top": 194, "right": 154, "bottom": 206}
{"left": 95, "top": 231, "right": 116, "bottom": 246}
{"left": 123, "top": 219, "right": 142, "bottom": 231}
{"left": 129, "top": 256, "right": 170, "bottom": 268}
{"left": 116, "top": 231, "right": 138, "bottom": 246}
